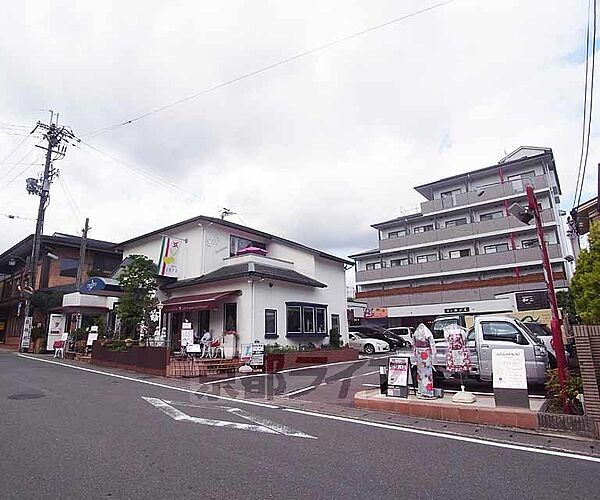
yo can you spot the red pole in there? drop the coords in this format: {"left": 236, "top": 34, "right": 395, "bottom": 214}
{"left": 526, "top": 185, "right": 569, "bottom": 412}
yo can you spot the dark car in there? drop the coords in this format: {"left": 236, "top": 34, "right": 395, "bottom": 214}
{"left": 349, "top": 326, "right": 406, "bottom": 351}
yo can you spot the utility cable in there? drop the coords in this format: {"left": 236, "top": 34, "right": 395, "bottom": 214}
{"left": 81, "top": 0, "right": 455, "bottom": 138}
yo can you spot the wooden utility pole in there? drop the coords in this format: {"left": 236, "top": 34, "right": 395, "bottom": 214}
{"left": 75, "top": 218, "right": 90, "bottom": 289}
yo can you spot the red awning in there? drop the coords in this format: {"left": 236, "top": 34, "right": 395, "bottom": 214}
{"left": 162, "top": 290, "right": 241, "bottom": 313}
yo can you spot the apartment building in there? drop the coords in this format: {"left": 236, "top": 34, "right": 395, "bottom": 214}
{"left": 350, "top": 146, "right": 570, "bottom": 327}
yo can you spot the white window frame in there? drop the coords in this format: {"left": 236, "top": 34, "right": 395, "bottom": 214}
{"left": 484, "top": 243, "right": 510, "bottom": 254}
{"left": 448, "top": 249, "right": 471, "bottom": 259}
{"left": 414, "top": 224, "right": 434, "bottom": 234}
{"left": 480, "top": 210, "right": 504, "bottom": 222}
{"left": 445, "top": 218, "right": 468, "bottom": 227}
{"left": 390, "top": 258, "right": 409, "bottom": 267}
{"left": 416, "top": 254, "right": 437, "bottom": 264}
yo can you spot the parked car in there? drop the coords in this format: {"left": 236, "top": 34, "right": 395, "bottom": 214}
{"left": 521, "top": 321, "right": 570, "bottom": 369}
{"left": 424, "top": 315, "right": 548, "bottom": 385}
{"left": 349, "top": 326, "right": 406, "bottom": 351}
{"left": 386, "top": 326, "right": 414, "bottom": 347}
{"left": 348, "top": 331, "right": 390, "bottom": 355}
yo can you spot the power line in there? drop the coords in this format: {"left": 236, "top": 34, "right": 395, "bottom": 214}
{"left": 57, "top": 173, "right": 84, "bottom": 224}
{"left": 573, "top": 0, "right": 597, "bottom": 208}
{"left": 77, "top": 138, "right": 202, "bottom": 200}
{"left": 0, "top": 144, "right": 41, "bottom": 184}
{"left": 0, "top": 128, "right": 36, "bottom": 165}
{"left": 81, "top": 0, "right": 455, "bottom": 138}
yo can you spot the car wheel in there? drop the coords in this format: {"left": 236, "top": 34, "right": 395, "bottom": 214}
{"left": 364, "top": 343, "right": 375, "bottom": 355}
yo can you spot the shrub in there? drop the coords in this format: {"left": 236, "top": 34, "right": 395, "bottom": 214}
{"left": 545, "top": 369, "right": 584, "bottom": 415}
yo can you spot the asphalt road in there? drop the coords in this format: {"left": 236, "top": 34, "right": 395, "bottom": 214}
{"left": 1, "top": 350, "right": 599, "bottom": 500}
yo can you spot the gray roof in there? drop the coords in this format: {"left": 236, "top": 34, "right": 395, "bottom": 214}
{"left": 163, "top": 262, "right": 327, "bottom": 290}
{"left": 348, "top": 248, "right": 380, "bottom": 259}
{"left": 116, "top": 215, "right": 353, "bottom": 266}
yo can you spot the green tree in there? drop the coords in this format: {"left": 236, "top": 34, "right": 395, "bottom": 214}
{"left": 116, "top": 255, "right": 157, "bottom": 338}
{"left": 571, "top": 222, "right": 600, "bottom": 324}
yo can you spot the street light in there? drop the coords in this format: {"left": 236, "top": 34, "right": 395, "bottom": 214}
{"left": 508, "top": 184, "right": 570, "bottom": 412}
{"left": 156, "top": 301, "right": 165, "bottom": 346}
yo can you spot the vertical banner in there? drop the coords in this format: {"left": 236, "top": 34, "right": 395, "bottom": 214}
{"left": 21, "top": 316, "right": 33, "bottom": 348}
{"left": 158, "top": 236, "right": 183, "bottom": 278}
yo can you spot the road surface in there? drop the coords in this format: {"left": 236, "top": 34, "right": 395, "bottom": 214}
{"left": 1, "top": 350, "right": 598, "bottom": 499}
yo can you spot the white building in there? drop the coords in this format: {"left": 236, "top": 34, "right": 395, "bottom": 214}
{"left": 116, "top": 215, "right": 350, "bottom": 351}
{"left": 350, "top": 147, "right": 571, "bottom": 326}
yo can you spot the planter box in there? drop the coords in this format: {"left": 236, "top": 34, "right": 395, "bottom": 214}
{"left": 538, "top": 400, "right": 597, "bottom": 437}
{"left": 265, "top": 348, "right": 358, "bottom": 373}
{"left": 91, "top": 344, "right": 169, "bottom": 377}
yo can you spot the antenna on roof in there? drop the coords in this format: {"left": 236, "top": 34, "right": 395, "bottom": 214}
{"left": 220, "top": 208, "right": 236, "bottom": 220}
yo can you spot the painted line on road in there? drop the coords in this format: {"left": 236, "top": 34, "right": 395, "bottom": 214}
{"left": 205, "top": 358, "right": 372, "bottom": 385}
{"left": 336, "top": 370, "right": 380, "bottom": 383}
{"left": 282, "top": 408, "right": 600, "bottom": 464}
{"left": 283, "top": 370, "right": 382, "bottom": 397}
{"left": 17, "top": 354, "right": 278, "bottom": 409}
{"left": 227, "top": 408, "right": 316, "bottom": 439}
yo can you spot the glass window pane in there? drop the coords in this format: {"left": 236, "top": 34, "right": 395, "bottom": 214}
{"left": 224, "top": 303, "right": 237, "bottom": 331}
{"left": 287, "top": 306, "right": 301, "bottom": 333}
{"left": 265, "top": 309, "right": 277, "bottom": 335}
{"left": 316, "top": 308, "right": 326, "bottom": 334}
{"left": 303, "top": 307, "right": 315, "bottom": 333}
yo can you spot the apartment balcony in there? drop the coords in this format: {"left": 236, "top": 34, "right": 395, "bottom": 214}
{"left": 420, "top": 174, "right": 550, "bottom": 215}
{"left": 380, "top": 208, "right": 556, "bottom": 252}
{"left": 356, "top": 244, "right": 562, "bottom": 283}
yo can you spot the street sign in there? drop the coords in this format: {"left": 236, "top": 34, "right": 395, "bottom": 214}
{"left": 240, "top": 344, "right": 253, "bottom": 363}
{"left": 386, "top": 356, "right": 410, "bottom": 398}
{"left": 21, "top": 316, "right": 33, "bottom": 348}
{"left": 180, "top": 321, "right": 194, "bottom": 347}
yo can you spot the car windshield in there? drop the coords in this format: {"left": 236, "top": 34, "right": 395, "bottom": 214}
{"left": 351, "top": 330, "right": 369, "bottom": 339}
{"left": 524, "top": 322, "right": 552, "bottom": 336}
{"left": 516, "top": 320, "right": 544, "bottom": 345}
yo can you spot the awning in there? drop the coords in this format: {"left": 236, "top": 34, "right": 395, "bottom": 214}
{"left": 162, "top": 290, "right": 241, "bottom": 313}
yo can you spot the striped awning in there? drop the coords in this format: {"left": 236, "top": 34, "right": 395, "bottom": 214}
{"left": 162, "top": 290, "right": 241, "bottom": 313}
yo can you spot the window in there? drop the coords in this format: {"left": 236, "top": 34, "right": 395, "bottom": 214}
{"left": 331, "top": 314, "right": 340, "bottom": 334}
{"left": 448, "top": 249, "right": 471, "bottom": 259}
{"left": 522, "top": 239, "right": 538, "bottom": 249}
{"left": 229, "top": 235, "right": 267, "bottom": 257}
{"left": 484, "top": 243, "right": 509, "bottom": 254}
{"left": 480, "top": 210, "right": 504, "bottom": 222}
{"left": 286, "top": 303, "right": 328, "bottom": 335}
{"left": 440, "top": 188, "right": 462, "bottom": 199}
{"left": 481, "top": 321, "right": 525, "bottom": 343}
{"left": 316, "top": 308, "right": 327, "bottom": 334}
{"left": 59, "top": 257, "right": 79, "bottom": 277}
{"left": 92, "top": 253, "right": 123, "bottom": 274}
{"left": 508, "top": 171, "right": 536, "bottom": 182}
{"left": 390, "top": 258, "right": 409, "bottom": 267}
{"left": 388, "top": 229, "right": 407, "bottom": 238}
{"left": 365, "top": 262, "right": 382, "bottom": 270}
{"left": 265, "top": 309, "right": 277, "bottom": 337}
{"left": 224, "top": 303, "right": 237, "bottom": 332}
{"left": 413, "top": 224, "right": 434, "bottom": 234}
{"left": 303, "top": 307, "right": 315, "bottom": 333}
{"left": 445, "top": 218, "right": 467, "bottom": 227}
{"left": 286, "top": 306, "right": 302, "bottom": 334}
{"left": 416, "top": 254, "right": 437, "bottom": 263}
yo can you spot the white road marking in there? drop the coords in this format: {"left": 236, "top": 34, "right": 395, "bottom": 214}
{"left": 362, "top": 383, "right": 380, "bottom": 388}
{"left": 284, "top": 370, "right": 381, "bottom": 397}
{"left": 143, "top": 397, "right": 316, "bottom": 439}
{"left": 337, "top": 370, "right": 380, "bottom": 382}
{"left": 227, "top": 408, "right": 316, "bottom": 439}
{"left": 17, "top": 354, "right": 278, "bottom": 409}
{"left": 282, "top": 408, "right": 600, "bottom": 464}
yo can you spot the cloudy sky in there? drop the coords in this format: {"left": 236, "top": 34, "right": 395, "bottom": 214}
{"left": 0, "top": 0, "right": 597, "bottom": 267}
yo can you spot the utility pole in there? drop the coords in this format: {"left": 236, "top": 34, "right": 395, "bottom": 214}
{"left": 75, "top": 218, "right": 90, "bottom": 289}
{"left": 19, "top": 114, "right": 77, "bottom": 352}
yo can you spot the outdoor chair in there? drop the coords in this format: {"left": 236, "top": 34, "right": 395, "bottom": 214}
{"left": 210, "top": 337, "right": 224, "bottom": 359}
{"left": 53, "top": 340, "right": 65, "bottom": 358}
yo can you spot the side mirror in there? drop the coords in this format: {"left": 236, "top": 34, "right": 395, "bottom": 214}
{"left": 515, "top": 333, "right": 525, "bottom": 345}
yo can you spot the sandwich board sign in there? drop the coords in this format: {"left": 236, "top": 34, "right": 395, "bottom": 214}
{"left": 387, "top": 356, "right": 410, "bottom": 398}
{"left": 492, "top": 349, "right": 529, "bottom": 408}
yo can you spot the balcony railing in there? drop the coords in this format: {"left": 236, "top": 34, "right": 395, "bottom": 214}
{"left": 380, "top": 208, "right": 556, "bottom": 252}
{"left": 356, "top": 244, "right": 562, "bottom": 283}
{"left": 420, "top": 174, "right": 550, "bottom": 215}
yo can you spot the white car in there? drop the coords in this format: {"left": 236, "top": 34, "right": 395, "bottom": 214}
{"left": 348, "top": 332, "right": 390, "bottom": 355}
{"left": 386, "top": 326, "right": 414, "bottom": 347}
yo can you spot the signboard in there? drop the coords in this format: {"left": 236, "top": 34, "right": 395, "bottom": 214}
{"left": 492, "top": 349, "right": 527, "bottom": 389}
{"left": 21, "top": 316, "right": 33, "bottom": 348}
{"left": 240, "top": 343, "right": 253, "bottom": 363}
{"left": 158, "top": 236, "right": 183, "bottom": 278}
{"left": 444, "top": 307, "right": 470, "bottom": 314}
{"left": 364, "top": 307, "right": 388, "bottom": 319}
{"left": 86, "top": 333, "right": 99, "bottom": 347}
{"left": 386, "top": 356, "right": 410, "bottom": 398}
{"left": 250, "top": 343, "right": 265, "bottom": 366}
{"left": 515, "top": 291, "right": 550, "bottom": 311}
{"left": 180, "top": 321, "right": 194, "bottom": 347}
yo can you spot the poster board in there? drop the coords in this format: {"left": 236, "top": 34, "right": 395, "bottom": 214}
{"left": 250, "top": 343, "right": 265, "bottom": 366}
{"left": 180, "top": 321, "right": 194, "bottom": 347}
{"left": 492, "top": 349, "right": 529, "bottom": 409}
{"left": 21, "top": 316, "right": 33, "bottom": 348}
{"left": 86, "top": 333, "right": 99, "bottom": 347}
{"left": 47, "top": 314, "right": 66, "bottom": 352}
{"left": 386, "top": 356, "right": 410, "bottom": 398}
{"left": 240, "top": 343, "right": 253, "bottom": 363}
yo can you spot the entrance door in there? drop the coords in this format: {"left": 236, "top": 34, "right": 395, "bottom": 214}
{"left": 198, "top": 310, "right": 210, "bottom": 335}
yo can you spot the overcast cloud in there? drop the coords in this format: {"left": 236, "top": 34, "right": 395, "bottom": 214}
{"left": 0, "top": 0, "right": 597, "bottom": 267}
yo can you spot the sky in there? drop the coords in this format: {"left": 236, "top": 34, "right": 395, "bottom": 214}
{"left": 0, "top": 0, "right": 597, "bottom": 271}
